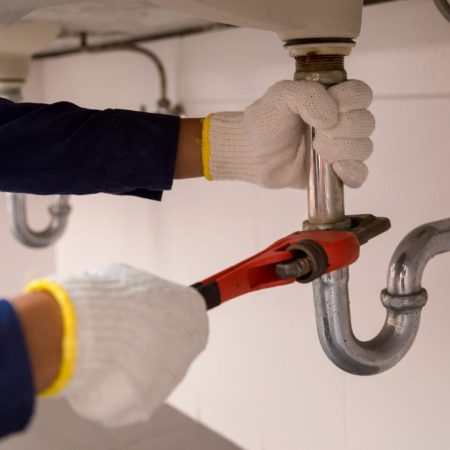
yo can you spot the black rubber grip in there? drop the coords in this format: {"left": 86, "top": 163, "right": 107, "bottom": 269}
{"left": 192, "top": 281, "right": 221, "bottom": 310}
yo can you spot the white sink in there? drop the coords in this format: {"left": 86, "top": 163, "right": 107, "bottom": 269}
{"left": 150, "top": 0, "right": 363, "bottom": 41}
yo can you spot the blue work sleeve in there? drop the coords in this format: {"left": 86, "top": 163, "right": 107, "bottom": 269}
{"left": 0, "top": 299, "right": 35, "bottom": 438}
{"left": 0, "top": 98, "right": 181, "bottom": 200}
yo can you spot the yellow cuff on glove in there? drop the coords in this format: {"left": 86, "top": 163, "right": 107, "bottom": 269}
{"left": 201, "top": 114, "right": 213, "bottom": 181}
{"left": 26, "top": 279, "right": 77, "bottom": 397}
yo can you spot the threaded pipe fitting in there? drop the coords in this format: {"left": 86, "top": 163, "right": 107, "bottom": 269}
{"left": 294, "top": 53, "right": 347, "bottom": 85}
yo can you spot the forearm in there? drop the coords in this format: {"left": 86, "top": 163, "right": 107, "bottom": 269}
{"left": 0, "top": 98, "right": 179, "bottom": 199}
{"left": 11, "top": 292, "right": 62, "bottom": 394}
{"left": 174, "top": 118, "right": 203, "bottom": 179}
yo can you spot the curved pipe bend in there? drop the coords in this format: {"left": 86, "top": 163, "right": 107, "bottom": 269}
{"left": 6, "top": 193, "right": 71, "bottom": 248}
{"left": 314, "top": 218, "right": 450, "bottom": 375}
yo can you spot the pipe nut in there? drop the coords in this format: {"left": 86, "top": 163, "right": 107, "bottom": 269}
{"left": 380, "top": 288, "right": 428, "bottom": 312}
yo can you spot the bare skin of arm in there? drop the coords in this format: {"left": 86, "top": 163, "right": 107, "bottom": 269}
{"left": 6, "top": 118, "right": 204, "bottom": 395}
{"left": 12, "top": 292, "right": 62, "bottom": 394}
{"left": 174, "top": 118, "right": 203, "bottom": 179}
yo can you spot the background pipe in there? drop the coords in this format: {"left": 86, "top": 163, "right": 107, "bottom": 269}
{"left": 6, "top": 193, "right": 71, "bottom": 248}
{"left": 78, "top": 34, "right": 183, "bottom": 115}
{"left": 36, "top": 33, "right": 184, "bottom": 114}
{"left": 314, "top": 219, "right": 450, "bottom": 375}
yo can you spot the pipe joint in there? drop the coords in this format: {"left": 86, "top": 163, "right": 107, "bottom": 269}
{"left": 380, "top": 288, "right": 428, "bottom": 312}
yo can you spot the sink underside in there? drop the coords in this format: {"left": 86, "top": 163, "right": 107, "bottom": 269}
{"left": 23, "top": 0, "right": 400, "bottom": 51}
{"left": 26, "top": 0, "right": 214, "bottom": 49}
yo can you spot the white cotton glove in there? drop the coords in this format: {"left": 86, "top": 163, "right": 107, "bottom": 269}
{"left": 205, "top": 79, "right": 374, "bottom": 189}
{"left": 48, "top": 264, "right": 208, "bottom": 428}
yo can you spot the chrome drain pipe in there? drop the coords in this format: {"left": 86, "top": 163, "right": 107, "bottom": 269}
{"left": 287, "top": 42, "right": 450, "bottom": 374}
{"left": 314, "top": 219, "right": 450, "bottom": 375}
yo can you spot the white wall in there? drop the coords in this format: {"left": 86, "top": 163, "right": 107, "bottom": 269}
{"left": 4, "top": 1, "right": 450, "bottom": 449}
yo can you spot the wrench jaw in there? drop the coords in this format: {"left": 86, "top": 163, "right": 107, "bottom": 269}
{"left": 276, "top": 214, "right": 391, "bottom": 285}
{"left": 346, "top": 214, "right": 391, "bottom": 245}
{"left": 275, "top": 239, "right": 328, "bottom": 283}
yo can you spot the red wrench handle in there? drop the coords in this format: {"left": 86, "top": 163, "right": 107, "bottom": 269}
{"left": 193, "top": 230, "right": 359, "bottom": 310}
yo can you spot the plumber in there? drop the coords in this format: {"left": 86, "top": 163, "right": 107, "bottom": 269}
{"left": 0, "top": 1, "right": 374, "bottom": 440}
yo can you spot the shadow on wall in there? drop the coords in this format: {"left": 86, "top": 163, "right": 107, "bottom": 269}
{"left": 3, "top": 401, "right": 244, "bottom": 450}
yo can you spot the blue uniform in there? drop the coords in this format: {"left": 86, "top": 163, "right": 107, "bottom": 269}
{"left": 0, "top": 98, "right": 180, "bottom": 438}
{"left": 0, "top": 98, "right": 180, "bottom": 199}
{"left": 0, "top": 300, "right": 35, "bottom": 438}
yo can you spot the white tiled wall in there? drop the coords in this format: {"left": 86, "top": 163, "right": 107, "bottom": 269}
{"left": 4, "top": 0, "right": 450, "bottom": 449}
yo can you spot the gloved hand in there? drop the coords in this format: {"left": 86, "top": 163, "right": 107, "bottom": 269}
{"left": 27, "top": 264, "right": 208, "bottom": 427}
{"left": 202, "top": 79, "right": 374, "bottom": 189}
